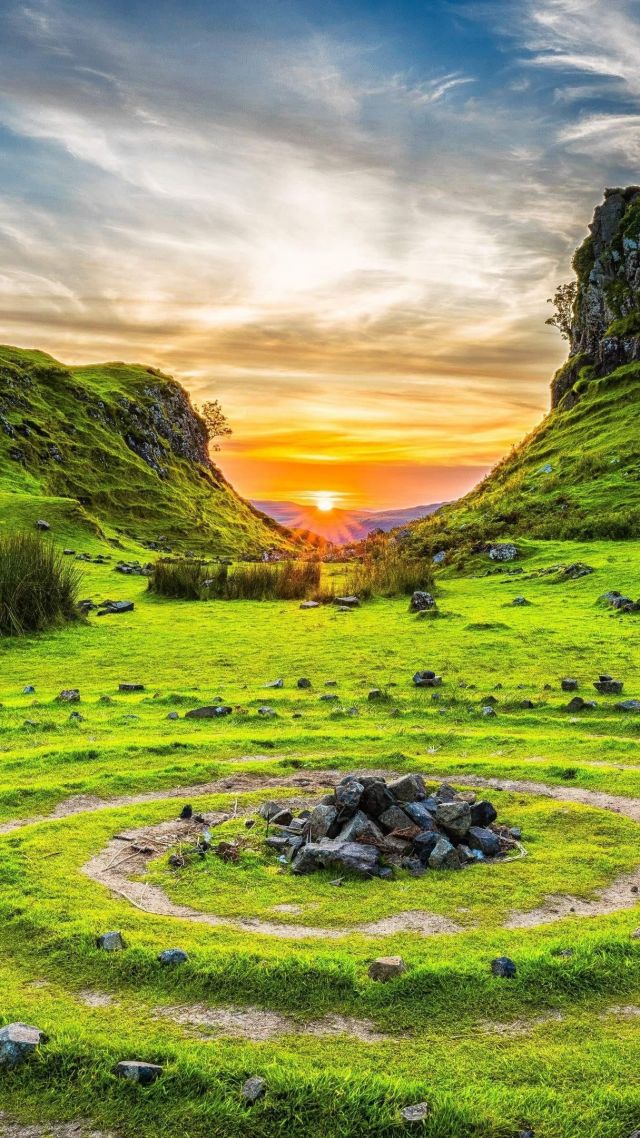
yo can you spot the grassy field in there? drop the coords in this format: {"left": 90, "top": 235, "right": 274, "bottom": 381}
{"left": 3, "top": 519, "right": 640, "bottom": 1136}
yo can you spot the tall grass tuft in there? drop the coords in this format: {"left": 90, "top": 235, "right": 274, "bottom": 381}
{"left": 0, "top": 532, "right": 82, "bottom": 636}
{"left": 149, "top": 558, "right": 327, "bottom": 601}
{"left": 344, "top": 547, "right": 434, "bottom": 599}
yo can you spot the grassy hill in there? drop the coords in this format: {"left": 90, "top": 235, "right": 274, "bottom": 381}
{"left": 407, "top": 188, "right": 640, "bottom": 552}
{"left": 0, "top": 345, "right": 291, "bottom": 555}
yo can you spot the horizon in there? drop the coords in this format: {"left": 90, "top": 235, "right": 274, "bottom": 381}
{"left": 2, "top": 2, "right": 640, "bottom": 507}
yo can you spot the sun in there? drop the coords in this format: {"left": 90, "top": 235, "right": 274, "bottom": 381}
{"left": 314, "top": 491, "right": 336, "bottom": 512}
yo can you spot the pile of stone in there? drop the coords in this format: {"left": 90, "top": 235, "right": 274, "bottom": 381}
{"left": 600, "top": 590, "right": 640, "bottom": 613}
{"left": 262, "top": 775, "right": 517, "bottom": 878}
{"left": 114, "top": 559, "right": 152, "bottom": 576}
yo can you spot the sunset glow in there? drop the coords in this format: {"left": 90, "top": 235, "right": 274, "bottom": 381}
{"left": 314, "top": 492, "right": 337, "bottom": 513}
{"left": 0, "top": 1, "right": 638, "bottom": 506}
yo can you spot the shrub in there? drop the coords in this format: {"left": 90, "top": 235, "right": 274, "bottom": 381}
{"left": 149, "top": 558, "right": 326, "bottom": 601}
{"left": 344, "top": 548, "right": 434, "bottom": 599}
{"left": 0, "top": 532, "right": 81, "bottom": 636}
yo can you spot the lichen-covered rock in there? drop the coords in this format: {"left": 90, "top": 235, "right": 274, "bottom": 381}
{"left": 409, "top": 591, "right": 436, "bottom": 613}
{"left": 0, "top": 1023, "right": 45, "bottom": 1067}
{"left": 435, "top": 801, "right": 471, "bottom": 839}
{"left": 242, "top": 1075, "right": 267, "bottom": 1103}
{"left": 96, "top": 930, "right": 126, "bottom": 952}
{"left": 488, "top": 543, "right": 518, "bottom": 562}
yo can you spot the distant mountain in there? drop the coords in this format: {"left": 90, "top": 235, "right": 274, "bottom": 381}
{"left": 251, "top": 499, "right": 444, "bottom": 543}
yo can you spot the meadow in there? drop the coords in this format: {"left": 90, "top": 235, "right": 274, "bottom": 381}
{"left": 2, "top": 518, "right": 640, "bottom": 1136}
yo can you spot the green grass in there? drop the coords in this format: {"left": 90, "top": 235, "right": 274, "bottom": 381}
{"left": 3, "top": 528, "right": 640, "bottom": 1135}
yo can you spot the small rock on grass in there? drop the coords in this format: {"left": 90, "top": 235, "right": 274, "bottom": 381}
{"left": 119, "top": 683, "right": 145, "bottom": 692}
{"left": 158, "top": 948, "right": 188, "bottom": 965}
{"left": 96, "top": 930, "right": 126, "bottom": 951}
{"left": 115, "top": 1060, "right": 163, "bottom": 1085}
{"left": 400, "top": 1102, "right": 430, "bottom": 1123}
{"left": 242, "top": 1075, "right": 267, "bottom": 1103}
{"left": 57, "top": 689, "right": 80, "bottom": 703}
{"left": 368, "top": 956, "right": 406, "bottom": 982}
{"left": 0, "top": 1023, "right": 46, "bottom": 1067}
{"left": 491, "top": 956, "right": 517, "bottom": 978}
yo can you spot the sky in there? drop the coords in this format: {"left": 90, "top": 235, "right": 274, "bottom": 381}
{"left": 1, "top": 0, "right": 640, "bottom": 509}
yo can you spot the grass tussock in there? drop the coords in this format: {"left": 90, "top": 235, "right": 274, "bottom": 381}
{"left": 149, "top": 558, "right": 328, "bottom": 601}
{"left": 0, "top": 531, "right": 81, "bottom": 636}
{"left": 344, "top": 547, "right": 434, "bottom": 599}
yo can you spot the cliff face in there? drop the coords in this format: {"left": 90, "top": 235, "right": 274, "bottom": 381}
{"left": 0, "top": 346, "right": 291, "bottom": 554}
{"left": 552, "top": 187, "right": 640, "bottom": 407}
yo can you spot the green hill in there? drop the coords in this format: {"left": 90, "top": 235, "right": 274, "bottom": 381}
{"left": 407, "top": 187, "right": 640, "bottom": 550}
{"left": 0, "top": 346, "right": 291, "bottom": 555}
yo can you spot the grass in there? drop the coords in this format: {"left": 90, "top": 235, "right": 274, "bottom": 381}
{"left": 3, "top": 519, "right": 640, "bottom": 1135}
{"left": 148, "top": 558, "right": 325, "bottom": 601}
{"left": 345, "top": 547, "right": 434, "bottom": 598}
{"left": 0, "top": 531, "right": 81, "bottom": 635}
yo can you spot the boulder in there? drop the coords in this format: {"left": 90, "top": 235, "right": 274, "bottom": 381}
{"left": 258, "top": 801, "right": 284, "bottom": 821}
{"left": 242, "top": 1075, "right": 267, "bottom": 1103}
{"left": 428, "top": 836, "right": 462, "bottom": 869}
{"left": 291, "top": 839, "right": 380, "bottom": 877}
{"left": 300, "top": 600, "right": 320, "bottom": 609}
{"left": 435, "top": 801, "right": 471, "bottom": 839}
{"left": 359, "top": 779, "right": 395, "bottom": 819}
{"left": 297, "top": 677, "right": 312, "bottom": 689}
{"left": 339, "top": 811, "right": 384, "bottom": 844}
{"left": 96, "top": 930, "right": 126, "bottom": 952}
{"left": 57, "top": 689, "right": 80, "bottom": 703}
{"left": 413, "top": 670, "right": 442, "bottom": 687}
{"left": 488, "top": 543, "right": 518, "bottom": 562}
{"left": 491, "top": 956, "right": 517, "bottom": 978}
{"left": 158, "top": 948, "right": 188, "bottom": 965}
{"left": 409, "top": 591, "right": 436, "bottom": 613}
{"left": 271, "top": 809, "right": 294, "bottom": 826}
{"left": 561, "top": 678, "right": 578, "bottom": 692}
{"left": 367, "top": 955, "right": 406, "bottom": 981}
{"left": 566, "top": 696, "right": 597, "bottom": 712}
{"left": 413, "top": 831, "right": 441, "bottom": 863}
{"left": 35, "top": 519, "right": 50, "bottom": 531}
{"left": 511, "top": 596, "right": 530, "bottom": 606}
{"left": 467, "top": 826, "right": 501, "bottom": 856}
{"left": 185, "top": 705, "right": 232, "bottom": 718}
{"left": 482, "top": 705, "right": 496, "bottom": 717}
{"left": 594, "top": 678, "right": 623, "bottom": 694}
{"left": 115, "top": 1060, "right": 163, "bottom": 1085}
{"left": 0, "top": 1023, "right": 45, "bottom": 1067}
{"left": 387, "top": 773, "right": 426, "bottom": 802}
{"left": 435, "top": 783, "right": 457, "bottom": 802}
{"left": 470, "top": 801, "right": 497, "bottom": 827}
{"left": 403, "top": 802, "right": 438, "bottom": 830}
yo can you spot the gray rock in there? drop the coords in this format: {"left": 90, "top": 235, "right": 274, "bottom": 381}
{"left": 566, "top": 696, "right": 597, "bottom": 712}
{"left": 488, "top": 543, "right": 518, "bottom": 562}
{"left": 308, "top": 804, "right": 338, "bottom": 840}
{"left": 470, "top": 800, "right": 497, "bottom": 827}
{"left": 358, "top": 779, "right": 395, "bottom": 819}
{"left": 265, "top": 678, "right": 283, "bottom": 688}
{"left": 158, "top": 948, "right": 188, "bottom": 965}
{"left": 511, "top": 596, "right": 530, "bottom": 606}
{"left": 616, "top": 700, "right": 640, "bottom": 712}
{"left": 482, "top": 705, "right": 497, "bottom": 717}
{"left": 435, "top": 783, "right": 457, "bottom": 802}
{"left": 185, "top": 705, "right": 232, "bottom": 718}
{"left": 115, "top": 1060, "right": 163, "bottom": 1085}
{"left": 519, "top": 699, "right": 535, "bottom": 709}
{"left": 96, "top": 930, "right": 125, "bottom": 951}
{"left": 299, "top": 600, "right": 320, "bottom": 609}
{"left": 242, "top": 1075, "right": 266, "bottom": 1103}
{"left": 335, "top": 779, "right": 364, "bottom": 815}
{"left": 258, "top": 801, "right": 284, "bottom": 821}
{"left": 367, "top": 688, "right": 384, "bottom": 700}
{"left": 166, "top": 711, "right": 179, "bottom": 720}
{"left": 319, "top": 693, "right": 339, "bottom": 702}
{"left": 22, "top": 685, "right": 35, "bottom": 694}
{"left": 334, "top": 595, "right": 360, "bottom": 608}
{"left": 378, "top": 804, "right": 413, "bottom": 833}
{"left": 368, "top": 955, "right": 406, "bottom": 981}
{"left": 409, "top": 591, "right": 436, "bottom": 613}
{"left": 119, "top": 683, "right": 145, "bottom": 692}
{"left": 96, "top": 600, "right": 134, "bottom": 615}
{"left": 435, "top": 801, "right": 471, "bottom": 839}
{"left": 413, "top": 670, "right": 442, "bottom": 687}
{"left": 35, "top": 519, "right": 50, "bottom": 531}
{"left": 467, "top": 826, "right": 501, "bottom": 856}
{"left": 0, "top": 1023, "right": 45, "bottom": 1067}
{"left": 297, "top": 677, "right": 312, "bottom": 689}
{"left": 491, "top": 956, "right": 517, "bottom": 978}
{"left": 413, "top": 831, "right": 440, "bottom": 862}
{"left": 387, "top": 773, "right": 427, "bottom": 802}
{"left": 594, "top": 678, "right": 623, "bottom": 694}
{"left": 339, "top": 811, "right": 384, "bottom": 844}
{"left": 432, "top": 550, "right": 446, "bottom": 564}
{"left": 57, "top": 688, "right": 80, "bottom": 703}
{"left": 257, "top": 705, "right": 276, "bottom": 716}
{"left": 291, "top": 839, "right": 380, "bottom": 877}
{"left": 404, "top": 802, "right": 438, "bottom": 830}
{"left": 428, "top": 836, "right": 462, "bottom": 869}
{"left": 271, "top": 809, "right": 294, "bottom": 826}
{"left": 400, "top": 1102, "right": 430, "bottom": 1123}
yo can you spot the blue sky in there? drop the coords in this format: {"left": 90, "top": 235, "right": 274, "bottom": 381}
{"left": 1, "top": 0, "right": 639, "bottom": 506}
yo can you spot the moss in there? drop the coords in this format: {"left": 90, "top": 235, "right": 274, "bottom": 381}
{"left": 606, "top": 309, "right": 640, "bottom": 337}
{"left": 572, "top": 234, "right": 595, "bottom": 284}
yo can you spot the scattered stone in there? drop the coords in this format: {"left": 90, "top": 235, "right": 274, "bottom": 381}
{"left": 69, "top": 711, "right": 84, "bottom": 722}
{"left": 519, "top": 699, "right": 535, "bottom": 709}
{"left": 185, "top": 705, "right": 232, "bottom": 719}
{"left": 57, "top": 689, "right": 80, "bottom": 703}
{"left": 491, "top": 956, "right": 517, "bottom": 978}
{"left": 468, "top": 826, "right": 501, "bottom": 856}
{"left": 297, "top": 678, "right": 312, "bottom": 689}
{"left": 413, "top": 670, "right": 442, "bottom": 687}
{"left": 257, "top": 705, "right": 276, "bottom": 716}
{"left": 0, "top": 1023, "right": 45, "bottom": 1067}
{"left": 119, "top": 683, "right": 145, "bottom": 693}
{"left": 409, "top": 591, "right": 437, "bottom": 613}
{"left": 96, "top": 931, "right": 125, "bottom": 951}
{"left": 22, "top": 685, "right": 35, "bottom": 694}
{"left": 158, "top": 948, "right": 188, "bottom": 965}
{"left": 388, "top": 773, "right": 427, "bottom": 802}
{"left": 432, "top": 550, "right": 446, "bottom": 564}
{"left": 115, "top": 1060, "right": 163, "bottom": 1085}
{"left": 167, "top": 711, "right": 179, "bottom": 720}
{"left": 299, "top": 600, "right": 320, "bottom": 609}
{"left": 566, "top": 696, "right": 597, "bottom": 712}
{"left": 488, "top": 543, "right": 518, "bottom": 562}
{"left": 35, "top": 519, "right": 50, "bottom": 531}
{"left": 96, "top": 600, "right": 135, "bottom": 616}
{"left": 242, "top": 1075, "right": 266, "bottom": 1104}
{"left": 319, "top": 693, "right": 339, "bottom": 702}
{"left": 616, "top": 700, "right": 640, "bottom": 712}
{"left": 334, "top": 596, "right": 360, "bottom": 608}
{"left": 436, "top": 801, "right": 471, "bottom": 839}
{"left": 367, "top": 688, "right": 385, "bottom": 701}
{"left": 271, "top": 809, "right": 294, "bottom": 826}
{"left": 511, "top": 596, "right": 530, "bottom": 606}
{"left": 368, "top": 956, "right": 406, "bottom": 981}
{"left": 559, "top": 562, "right": 593, "bottom": 580}
{"left": 561, "top": 679, "right": 578, "bottom": 692}
{"left": 482, "top": 705, "right": 497, "bottom": 717}
{"left": 179, "top": 805, "right": 193, "bottom": 820}
{"left": 594, "top": 677, "right": 623, "bottom": 695}
{"left": 400, "top": 1102, "right": 430, "bottom": 1124}
{"left": 600, "top": 590, "right": 640, "bottom": 613}
{"left": 265, "top": 679, "right": 283, "bottom": 689}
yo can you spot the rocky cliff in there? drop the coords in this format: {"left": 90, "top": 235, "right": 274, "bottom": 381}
{"left": 0, "top": 346, "right": 291, "bottom": 554}
{"left": 552, "top": 186, "right": 640, "bottom": 407}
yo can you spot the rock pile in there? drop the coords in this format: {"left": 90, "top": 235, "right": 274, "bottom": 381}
{"left": 263, "top": 775, "right": 517, "bottom": 878}
{"left": 600, "top": 590, "right": 640, "bottom": 613}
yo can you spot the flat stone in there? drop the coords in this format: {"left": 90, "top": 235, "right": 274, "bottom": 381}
{"left": 400, "top": 1102, "right": 430, "bottom": 1123}
{"left": 0, "top": 1023, "right": 45, "bottom": 1067}
{"left": 242, "top": 1075, "right": 267, "bottom": 1103}
{"left": 368, "top": 955, "right": 406, "bottom": 981}
{"left": 616, "top": 700, "right": 640, "bottom": 712}
{"left": 291, "top": 838, "right": 380, "bottom": 877}
{"left": 594, "top": 679, "right": 623, "bottom": 694}
{"left": 185, "top": 705, "right": 232, "bottom": 718}
{"left": 491, "top": 956, "right": 517, "bottom": 978}
{"left": 115, "top": 1060, "right": 163, "bottom": 1085}
{"left": 158, "top": 948, "right": 188, "bottom": 965}
{"left": 96, "top": 931, "right": 126, "bottom": 952}
{"left": 96, "top": 600, "right": 134, "bottom": 615}
{"left": 334, "top": 595, "right": 360, "bottom": 607}
{"left": 299, "top": 601, "right": 320, "bottom": 609}
{"left": 119, "top": 683, "right": 145, "bottom": 692}
{"left": 413, "top": 670, "right": 442, "bottom": 687}
{"left": 319, "top": 693, "right": 339, "bottom": 702}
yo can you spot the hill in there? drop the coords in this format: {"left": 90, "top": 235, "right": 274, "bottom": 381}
{"left": 0, "top": 346, "right": 291, "bottom": 555}
{"left": 251, "top": 498, "right": 443, "bottom": 543}
{"left": 405, "top": 186, "right": 640, "bottom": 550}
